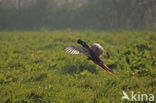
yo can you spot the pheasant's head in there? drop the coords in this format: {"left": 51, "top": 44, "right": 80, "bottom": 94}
{"left": 77, "top": 39, "right": 86, "bottom": 46}
{"left": 77, "top": 39, "right": 82, "bottom": 44}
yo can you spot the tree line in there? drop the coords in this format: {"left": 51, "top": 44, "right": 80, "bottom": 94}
{"left": 0, "top": 0, "right": 156, "bottom": 30}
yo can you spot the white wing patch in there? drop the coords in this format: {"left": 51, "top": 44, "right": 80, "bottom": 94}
{"left": 66, "top": 46, "right": 80, "bottom": 54}
{"left": 65, "top": 46, "right": 90, "bottom": 56}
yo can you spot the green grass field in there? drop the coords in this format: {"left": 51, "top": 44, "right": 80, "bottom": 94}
{"left": 0, "top": 30, "right": 156, "bottom": 103}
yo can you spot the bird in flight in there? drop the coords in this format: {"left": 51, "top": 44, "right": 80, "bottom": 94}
{"left": 65, "top": 39, "right": 114, "bottom": 74}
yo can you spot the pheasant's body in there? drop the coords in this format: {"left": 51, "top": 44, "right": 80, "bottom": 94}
{"left": 65, "top": 39, "right": 114, "bottom": 74}
{"left": 77, "top": 40, "right": 101, "bottom": 62}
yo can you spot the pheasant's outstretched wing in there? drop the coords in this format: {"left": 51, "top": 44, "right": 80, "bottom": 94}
{"left": 65, "top": 46, "right": 90, "bottom": 56}
{"left": 91, "top": 43, "right": 104, "bottom": 57}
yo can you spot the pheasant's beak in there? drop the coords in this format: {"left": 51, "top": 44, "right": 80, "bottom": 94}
{"left": 96, "top": 62, "right": 114, "bottom": 74}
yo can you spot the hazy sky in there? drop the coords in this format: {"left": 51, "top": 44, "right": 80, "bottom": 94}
{"left": 0, "top": 0, "right": 87, "bottom": 9}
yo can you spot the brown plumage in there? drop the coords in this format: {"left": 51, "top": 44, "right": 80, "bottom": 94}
{"left": 65, "top": 39, "right": 114, "bottom": 74}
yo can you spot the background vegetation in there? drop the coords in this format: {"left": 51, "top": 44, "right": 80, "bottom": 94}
{"left": 0, "top": 0, "right": 156, "bottom": 103}
{"left": 0, "top": 30, "right": 155, "bottom": 103}
{"left": 0, "top": 0, "right": 156, "bottom": 30}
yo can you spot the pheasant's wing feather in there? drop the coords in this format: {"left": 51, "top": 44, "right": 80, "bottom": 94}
{"left": 91, "top": 43, "right": 104, "bottom": 57}
{"left": 65, "top": 46, "right": 90, "bottom": 56}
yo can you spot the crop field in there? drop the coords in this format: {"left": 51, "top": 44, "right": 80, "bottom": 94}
{"left": 0, "top": 30, "right": 156, "bottom": 103}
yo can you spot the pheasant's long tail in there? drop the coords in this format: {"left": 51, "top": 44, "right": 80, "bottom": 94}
{"left": 97, "top": 63, "right": 114, "bottom": 74}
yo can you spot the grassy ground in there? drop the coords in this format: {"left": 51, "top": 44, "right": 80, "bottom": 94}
{"left": 0, "top": 30, "right": 155, "bottom": 103}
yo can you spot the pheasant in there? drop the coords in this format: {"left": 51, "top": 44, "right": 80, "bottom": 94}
{"left": 65, "top": 39, "right": 114, "bottom": 74}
